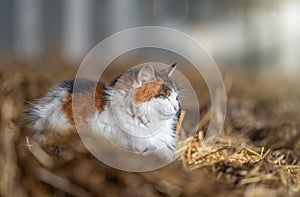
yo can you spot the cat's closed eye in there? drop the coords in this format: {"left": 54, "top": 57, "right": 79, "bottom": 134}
{"left": 155, "top": 85, "right": 171, "bottom": 99}
{"left": 156, "top": 93, "right": 167, "bottom": 99}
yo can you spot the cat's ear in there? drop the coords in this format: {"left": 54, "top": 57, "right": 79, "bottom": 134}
{"left": 137, "top": 64, "right": 156, "bottom": 84}
{"left": 162, "top": 63, "right": 176, "bottom": 77}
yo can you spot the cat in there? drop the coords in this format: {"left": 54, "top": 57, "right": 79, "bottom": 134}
{"left": 26, "top": 64, "right": 180, "bottom": 159}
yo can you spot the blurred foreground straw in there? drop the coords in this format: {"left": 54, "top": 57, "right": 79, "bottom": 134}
{"left": 0, "top": 99, "right": 26, "bottom": 196}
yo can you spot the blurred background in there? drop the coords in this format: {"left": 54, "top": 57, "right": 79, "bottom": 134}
{"left": 1, "top": 0, "right": 300, "bottom": 75}
{"left": 0, "top": 1, "right": 300, "bottom": 196}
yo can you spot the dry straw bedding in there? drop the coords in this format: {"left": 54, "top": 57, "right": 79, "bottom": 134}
{"left": 0, "top": 63, "right": 299, "bottom": 196}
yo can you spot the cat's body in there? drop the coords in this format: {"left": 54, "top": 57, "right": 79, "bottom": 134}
{"left": 26, "top": 64, "right": 180, "bottom": 159}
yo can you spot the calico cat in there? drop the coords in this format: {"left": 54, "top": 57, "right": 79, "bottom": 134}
{"left": 26, "top": 64, "right": 180, "bottom": 159}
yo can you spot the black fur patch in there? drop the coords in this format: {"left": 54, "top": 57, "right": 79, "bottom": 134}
{"left": 60, "top": 79, "right": 74, "bottom": 93}
{"left": 60, "top": 78, "right": 100, "bottom": 94}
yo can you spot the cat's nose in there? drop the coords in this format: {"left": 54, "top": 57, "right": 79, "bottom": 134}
{"left": 174, "top": 106, "right": 178, "bottom": 112}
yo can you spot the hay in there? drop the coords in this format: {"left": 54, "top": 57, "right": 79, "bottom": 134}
{"left": 0, "top": 61, "right": 299, "bottom": 196}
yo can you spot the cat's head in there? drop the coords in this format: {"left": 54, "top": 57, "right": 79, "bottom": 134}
{"left": 111, "top": 64, "right": 180, "bottom": 120}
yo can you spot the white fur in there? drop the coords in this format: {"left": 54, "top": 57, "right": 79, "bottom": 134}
{"left": 27, "top": 87, "right": 73, "bottom": 133}
{"left": 90, "top": 86, "right": 179, "bottom": 160}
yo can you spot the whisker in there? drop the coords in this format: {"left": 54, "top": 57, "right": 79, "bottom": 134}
{"left": 176, "top": 82, "right": 187, "bottom": 89}
{"left": 178, "top": 89, "right": 195, "bottom": 95}
{"left": 178, "top": 88, "right": 194, "bottom": 92}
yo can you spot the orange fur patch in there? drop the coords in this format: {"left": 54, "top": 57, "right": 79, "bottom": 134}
{"left": 95, "top": 82, "right": 106, "bottom": 111}
{"left": 134, "top": 82, "right": 162, "bottom": 104}
{"left": 62, "top": 93, "right": 75, "bottom": 125}
{"left": 62, "top": 82, "right": 106, "bottom": 126}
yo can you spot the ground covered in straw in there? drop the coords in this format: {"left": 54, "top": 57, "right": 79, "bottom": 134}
{"left": 0, "top": 59, "right": 299, "bottom": 197}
